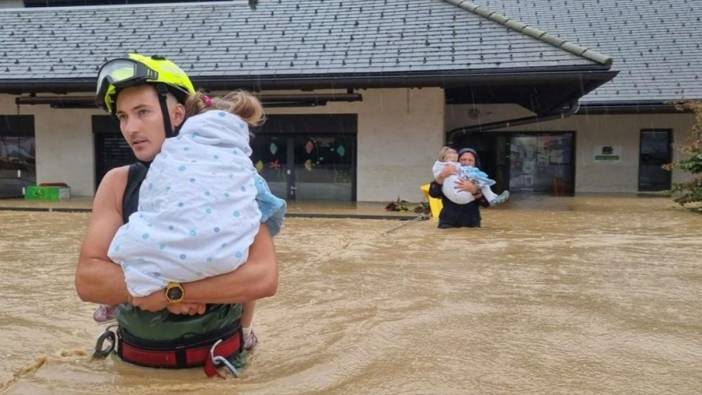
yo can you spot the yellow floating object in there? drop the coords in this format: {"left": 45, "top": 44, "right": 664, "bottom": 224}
{"left": 420, "top": 184, "right": 443, "bottom": 219}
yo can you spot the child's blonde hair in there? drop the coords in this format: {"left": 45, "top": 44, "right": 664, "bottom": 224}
{"left": 185, "top": 90, "right": 265, "bottom": 126}
{"left": 438, "top": 146, "right": 457, "bottom": 161}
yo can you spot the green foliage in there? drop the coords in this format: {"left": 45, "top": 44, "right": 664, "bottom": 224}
{"left": 669, "top": 102, "right": 702, "bottom": 212}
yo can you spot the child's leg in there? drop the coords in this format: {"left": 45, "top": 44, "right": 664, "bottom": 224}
{"left": 480, "top": 185, "right": 498, "bottom": 202}
{"left": 241, "top": 301, "right": 258, "bottom": 350}
{"left": 482, "top": 185, "right": 510, "bottom": 206}
{"left": 93, "top": 304, "right": 118, "bottom": 323}
{"left": 241, "top": 300, "right": 255, "bottom": 328}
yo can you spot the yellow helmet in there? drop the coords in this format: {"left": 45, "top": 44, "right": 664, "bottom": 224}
{"left": 95, "top": 53, "right": 195, "bottom": 113}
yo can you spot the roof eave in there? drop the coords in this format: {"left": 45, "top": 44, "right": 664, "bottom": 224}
{"left": 0, "top": 66, "right": 616, "bottom": 95}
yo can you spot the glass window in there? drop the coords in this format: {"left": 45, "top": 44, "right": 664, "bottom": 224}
{"left": 0, "top": 116, "right": 36, "bottom": 198}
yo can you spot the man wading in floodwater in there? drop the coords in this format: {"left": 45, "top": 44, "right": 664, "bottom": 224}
{"left": 75, "top": 54, "right": 279, "bottom": 376}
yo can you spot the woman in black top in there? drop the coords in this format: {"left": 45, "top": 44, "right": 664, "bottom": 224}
{"left": 429, "top": 148, "right": 488, "bottom": 228}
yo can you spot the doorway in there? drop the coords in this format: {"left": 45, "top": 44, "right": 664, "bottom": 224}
{"left": 251, "top": 114, "right": 357, "bottom": 201}
{"left": 92, "top": 115, "right": 135, "bottom": 189}
{"left": 638, "top": 129, "right": 672, "bottom": 191}
{"left": 451, "top": 131, "right": 575, "bottom": 195}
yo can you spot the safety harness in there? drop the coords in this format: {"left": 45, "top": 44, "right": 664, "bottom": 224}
{"left": 92, "top": 163, "right": 243, "bottom": 378}
{"left": 94, "top": 321, "right": 242, "bottom": 377}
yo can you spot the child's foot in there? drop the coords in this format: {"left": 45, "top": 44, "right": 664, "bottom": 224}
{"left": 490, "top": 191, "right": 510, "bottom": 206}
{"left": 243, "top": 329, "right": 258, "bottom": 350}
{"left": 93, "top": 304, "right": 118, "bottom": 323}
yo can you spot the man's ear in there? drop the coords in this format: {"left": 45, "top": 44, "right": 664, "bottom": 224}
{"left": 171, "top": 103, "right": 186, "bottom": 128}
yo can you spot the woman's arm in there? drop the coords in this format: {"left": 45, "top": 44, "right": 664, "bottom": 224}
{"left": 434, "top": 164, "right": 457, "bottom": 184}
{"left": 455, "top": 179, "right": 481, "bottom": 196}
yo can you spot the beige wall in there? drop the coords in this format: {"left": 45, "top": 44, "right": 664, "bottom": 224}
{"left": 446, "top": 104, "right": 696, "bottom": 193}
{"left": 0, "top": 0, "right": 23, "bottom": 8}
{"left": 1, "top": 94, "right": 99, "bottom": 197}
{"left": 266, "top": 88, "right": 445, "bottom": 202}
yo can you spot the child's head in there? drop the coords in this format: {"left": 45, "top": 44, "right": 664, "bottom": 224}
{"left": 438, "top": 146, "right": 458, "bottom": 162}
{"left": 185, "top": 90, "right": 264, "bottom": 126}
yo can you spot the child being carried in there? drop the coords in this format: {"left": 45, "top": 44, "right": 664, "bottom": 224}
{"left": 432, "top": 146, "right": 509, "bottom": 206}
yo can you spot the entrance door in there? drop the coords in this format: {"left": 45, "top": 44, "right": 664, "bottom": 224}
{"left": 509, "top": 133, "right": 574, "bottom": 194}
{"left": 251, "top": 115, "right": 357, "bottom": 201}
{"left": 0, "top": 115, "right": 35, "bottom": 198}
{"left": 639, "top": 129, "right": 672, "bottom": 191}
{"left": 93, "top": 116, "right": 135, "bottom": 189}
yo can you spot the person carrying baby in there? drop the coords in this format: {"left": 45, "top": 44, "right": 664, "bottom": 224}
{"left": 432, "top": 146, "right": 510, "bottom": 206}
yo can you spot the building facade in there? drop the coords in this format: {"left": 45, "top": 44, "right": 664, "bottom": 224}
{"left": 0, "top": 0, "right": 698, "bottom": 201}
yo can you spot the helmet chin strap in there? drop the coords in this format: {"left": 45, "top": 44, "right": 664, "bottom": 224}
{"left": 155, "top": 84, "right": 176, "bottom": 139}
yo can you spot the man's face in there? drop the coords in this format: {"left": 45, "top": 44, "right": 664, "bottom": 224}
{"left": 115, "top": 85, "right": 182, "bottom": 162}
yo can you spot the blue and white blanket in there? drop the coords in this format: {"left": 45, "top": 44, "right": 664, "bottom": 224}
{"left": 108, "top": 110, "right": 286, "bottom": 297}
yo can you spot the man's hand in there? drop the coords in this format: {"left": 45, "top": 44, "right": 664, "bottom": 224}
{"left": 166, "top": 302, "right": 207, "bottom": 316}
{"left": 131, "top": 289, "right": 169, "bottom": 312}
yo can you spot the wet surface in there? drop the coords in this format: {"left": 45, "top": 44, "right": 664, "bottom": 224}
{"left": 1, "top": 196, "right": 701, "bottom": 394}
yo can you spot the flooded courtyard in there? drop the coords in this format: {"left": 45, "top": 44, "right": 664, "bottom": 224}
{"left": 1, "top": 195, "right": 701, "bottom": 394}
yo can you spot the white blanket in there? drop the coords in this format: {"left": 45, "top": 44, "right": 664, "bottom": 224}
{"left": 108, "top": 111, "right": 262, "bottom": 297}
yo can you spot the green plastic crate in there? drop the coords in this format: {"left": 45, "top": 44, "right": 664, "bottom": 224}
{"left": 24, "top": 185, "right": 71, "bottom": 201}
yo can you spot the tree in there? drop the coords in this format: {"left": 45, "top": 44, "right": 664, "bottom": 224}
{"left": 668, "top": 102, "right": 702, "bottom": 212}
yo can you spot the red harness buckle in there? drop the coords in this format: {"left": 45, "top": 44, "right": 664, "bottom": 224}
{"left": 118, "top": 330, "right": 241, "bottom": 376}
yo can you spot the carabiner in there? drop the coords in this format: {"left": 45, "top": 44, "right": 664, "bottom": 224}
{"left": 92, "top": 325, "right": 117, "bottom": 359}
{"left": 209, "top": 339, "right": 240, "bottom": 377}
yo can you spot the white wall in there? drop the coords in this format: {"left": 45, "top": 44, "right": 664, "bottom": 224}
{"left": 0, "top": 94, "right": 99, "bottom": 196}
{"left": 446, "top": 104, "right": 696, "bottom": 193}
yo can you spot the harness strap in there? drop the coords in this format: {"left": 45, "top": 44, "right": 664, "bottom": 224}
{"left": 117, "top": 329, "right": 241, "bottom": 370}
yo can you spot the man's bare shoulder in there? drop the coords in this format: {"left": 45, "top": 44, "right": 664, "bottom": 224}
{"left": 93, "top": 165, "right": 130, "bottom": 212}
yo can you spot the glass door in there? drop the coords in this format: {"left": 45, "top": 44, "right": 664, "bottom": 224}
{"left": 250, "top": 135, "right": 290, "bottom": 199}
{"left": 293, "top": 135, "right": 354, "bottom": 201}
{"left": 251, "top": 114, "right": 357, "bottom": 201}
{"left": 639, "top": 129, "right": 672, "bottom": 191}
{"left": 0, "top": 116, "right": 35, "bottom": 198}
{"left": 509, "top": 133, "right": 574, "bottom": 194}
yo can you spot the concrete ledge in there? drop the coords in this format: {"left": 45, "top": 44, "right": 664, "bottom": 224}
{"left": 0, "top": 199, "right": 424, "bottom": 220}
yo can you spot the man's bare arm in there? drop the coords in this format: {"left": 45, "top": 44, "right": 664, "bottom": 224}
{"left": 75, "top": 167, "right": 132, "bottom": 305}
{"left": 76, "top": 167, "right": 278, "bottom": 307}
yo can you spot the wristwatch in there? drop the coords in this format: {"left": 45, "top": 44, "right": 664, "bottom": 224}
{"left": 165, "top": 282, "right": 185, "bottom": 304}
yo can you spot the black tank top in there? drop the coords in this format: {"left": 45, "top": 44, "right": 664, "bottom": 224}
{"left": 122, "top": 163, "right": 149, "bottom": 222}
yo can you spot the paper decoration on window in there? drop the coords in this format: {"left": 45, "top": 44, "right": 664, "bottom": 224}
{"left": 305, "top": 140, "right": 314, "bottom": 154}
{"left": 304, "top": 159, "right": 313, "bottom": 171}
{"left": 269, "top": 160, "right": 281, "bottom": 170}
{"left": 255, "top": 160, "right": 264, "bottom": 173}
{"left": 336, "top": 145, "right": 345, "bottom": 157}
{"left": 269, "top": 143, "right": 278, "bottom": 155}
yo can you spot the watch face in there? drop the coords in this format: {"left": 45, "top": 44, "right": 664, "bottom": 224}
{"left": 167, "top": 286, "right": 183, "bottom": 301}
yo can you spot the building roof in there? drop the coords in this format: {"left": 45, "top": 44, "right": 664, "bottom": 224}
{"left": 470, "top": 0, "right": 702, "bottom": 104}
{"left": 0, "top": 0, "right": 611, "bottom": 97}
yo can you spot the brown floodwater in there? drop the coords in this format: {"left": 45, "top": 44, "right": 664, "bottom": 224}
{"left": 1, "top": 195, "right": 701, "bottom": 394}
